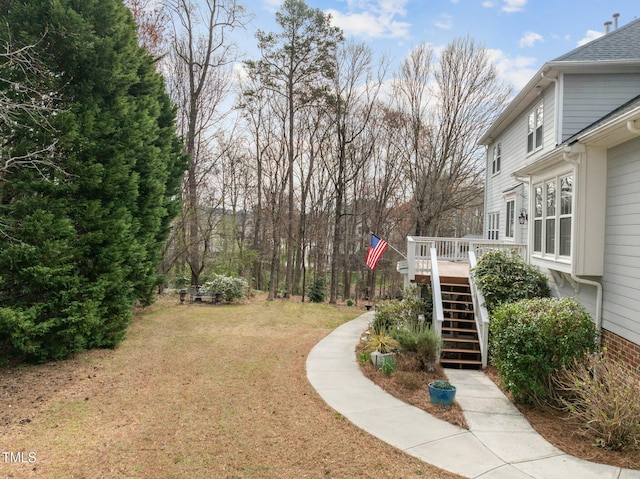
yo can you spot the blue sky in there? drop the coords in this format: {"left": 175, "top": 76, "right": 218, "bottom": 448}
{"left": 239, "top": 0, "right": 638, "bottom": 90}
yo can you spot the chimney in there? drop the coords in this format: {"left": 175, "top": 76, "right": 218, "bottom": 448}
{"left": 613, "top": 13, "right": 620, "bottom": 29}
{"left": 604, "top": 21, "right": 612, "bottom": 33}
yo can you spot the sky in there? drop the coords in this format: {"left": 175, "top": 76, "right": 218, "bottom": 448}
{"left": 237, "top": 0, "right": 639, "bottom": 91}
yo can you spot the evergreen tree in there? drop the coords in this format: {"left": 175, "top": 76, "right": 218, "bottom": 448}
{"left": 0, "top": 0, "right": 184, "bottom": 362}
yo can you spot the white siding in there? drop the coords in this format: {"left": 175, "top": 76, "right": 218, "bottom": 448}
{"left": 602, "top": 136, "right": 640, "bottom": 345}
{"left": 482, "top": 86, "right": 556, "bottom": 242}
{"left": 562, "top": 73, "right": 640, "bottom": 142}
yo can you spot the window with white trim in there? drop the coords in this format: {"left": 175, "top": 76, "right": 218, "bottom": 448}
{"left": 532, "top": 174, "right": 573, "bottom": 258}
{"left": 505, "top": 199, "right": 515, "bottom": 239}
{"left": 527, "top": 103, "right": 543, "bottom": 153}
{"left": 492, "top": 143, "right": 501, "bottom": 175}
{"left": 487, "top": 212, "right": 499, "bottom": 240}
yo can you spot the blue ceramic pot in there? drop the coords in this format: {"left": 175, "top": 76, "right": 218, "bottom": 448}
{"left": 428, "top": 382, "right": 457, "bottom": 405}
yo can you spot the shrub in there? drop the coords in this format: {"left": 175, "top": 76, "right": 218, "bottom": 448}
{"left": 203, "top": 274, "right": 249, "bottom": 303}
{"left": 365, "top": 332, "right": 400, "bottom": 354}
{"left": 391, "top": 322, "right": 442, "bottom": 371}
{"left": 554, "top": 354, "right": 640, "bottom": 451}
{"left": 490, "top": 297, "right": 598, "bottom": 404}
{"left": 371, "top": 285, "right": 431, "bottom": 333}
{"left": 307, "top": 277, "right": 325, "bottom": 303}
{"left": 380, "top": 357, "right": 397, "bottom": 375}
{"left": 471, "top": 250, "right": 550, "bottom": 313}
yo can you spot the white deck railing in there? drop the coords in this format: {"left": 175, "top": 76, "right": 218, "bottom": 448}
{"left": 468, "top": 250, "right": 490, "bottom": 368}
{"left": 430, "top": 247, "right": 444, "bottom": 340}
{"left": 403, "top": 236, "right": 527, "bottom": 281}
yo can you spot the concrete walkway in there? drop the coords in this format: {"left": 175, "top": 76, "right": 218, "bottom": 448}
{"left": 306, "top": 312, "right": 640, "bottom": 479}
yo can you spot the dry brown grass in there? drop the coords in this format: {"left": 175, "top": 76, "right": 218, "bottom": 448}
{"left": 0, "top": 296, "right": 463, "bottom": 479}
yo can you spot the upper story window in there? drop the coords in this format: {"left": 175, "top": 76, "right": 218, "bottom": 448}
{"left": 487, "top": 212, "right": 499, "bottom": 240}
{"left": 492, "top": 143, "right": 501, "bottom": 175}
{"left": 527, "top": 103, "right": 544, "bottom": 153}
{"left": 533, "top": 174, "right": 573, "bottom": 259}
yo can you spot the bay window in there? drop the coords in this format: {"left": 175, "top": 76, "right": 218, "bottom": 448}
{"left": 532, "top": 174, "right": 573, "bottom": 259}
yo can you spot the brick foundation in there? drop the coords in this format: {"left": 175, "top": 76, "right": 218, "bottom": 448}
{"left": 601, "top": 329, "right": 640, "bottom": 373}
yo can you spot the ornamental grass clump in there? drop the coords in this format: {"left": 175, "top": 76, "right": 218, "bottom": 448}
{"left": 490, "top": 297, "right": 598, "bottom": 404}
{"left": 554, "top": 354, "right": 640, "bottom": 451}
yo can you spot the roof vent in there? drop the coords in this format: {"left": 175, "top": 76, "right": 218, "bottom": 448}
{"left": 613, "top": 13, "right": 620, "bottom": 30}
{"left": 604, "top": 20, "right": 612, "bottom": 33}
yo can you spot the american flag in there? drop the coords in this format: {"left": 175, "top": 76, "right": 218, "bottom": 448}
{"left": 366, "top": 234, "right": 388, "bottom": 270}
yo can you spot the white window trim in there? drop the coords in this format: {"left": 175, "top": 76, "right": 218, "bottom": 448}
{"left": 527, "top": 102, "right": 544, "bottom": 155}
{"left": 492, "top": 142, "right": 501, "bottom": 176}
{"left": 505, "top": 198, "right": 515, "bottom": 240}
{"left": 487, "top": 212, "right": 499, "bottom": 240}
{"left": 531, "top": 172, "right": 573, "bottom": 265}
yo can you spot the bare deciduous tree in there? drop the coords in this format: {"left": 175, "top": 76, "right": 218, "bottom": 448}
{"left": 165, "top": 0, "right": 246, "bottom": 287}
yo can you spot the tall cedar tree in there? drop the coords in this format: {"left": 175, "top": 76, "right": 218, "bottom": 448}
{"left": 0, "top": 0, "right": 185, "bottom": 362}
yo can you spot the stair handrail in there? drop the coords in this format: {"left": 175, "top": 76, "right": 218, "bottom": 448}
{"left": 468, "top": 250, "right": 490, "bottom": 369}
{"left": 430, "top": 247, "right": 444, "bottom": 353}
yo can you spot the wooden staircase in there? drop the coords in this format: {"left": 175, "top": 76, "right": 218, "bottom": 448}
{"left": 439, "top": 279, "right": 482, "bottom": 369}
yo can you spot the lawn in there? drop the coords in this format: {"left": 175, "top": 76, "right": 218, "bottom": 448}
{"left": 0, "top": 296, "right": 463, "bottom": 479}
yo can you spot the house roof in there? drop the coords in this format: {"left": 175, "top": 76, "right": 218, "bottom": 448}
{"left": 478, "top": 18, "right": 640, "bottom": 146}
{"left": 552, "top": 18, "right": 640, "bottom": 63}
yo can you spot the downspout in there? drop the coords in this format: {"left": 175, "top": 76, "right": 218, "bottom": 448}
{"left": 563, "top": 144, "right": 603, "bottom": 336}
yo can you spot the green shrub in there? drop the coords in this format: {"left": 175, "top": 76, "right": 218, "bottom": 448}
{"left": 203, "top": 274, "right": 249, "bottom": 303}
{"left": 490, "top": 297, "right": 598, "bottom": 404}
{"left": 554, "top": 354, "right": 640, "bottom": 451}
{"left": 471, "top": 250, "right": 550, "bottom": 313}
{"left": 391, "top": 322, "right": 442, "bottom": 371}
{"left": 307, "top": 277, "right": 325, "bottom": 303}
{"left": 380, "top": 357, "right": 397, "bottom": 375}
{"left": 371, "top": 285, "right": 431, "bottom": 333}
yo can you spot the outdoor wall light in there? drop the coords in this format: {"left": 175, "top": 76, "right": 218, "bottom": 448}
{"left": 518, "top": 208, "right": 528, "bottom": 225}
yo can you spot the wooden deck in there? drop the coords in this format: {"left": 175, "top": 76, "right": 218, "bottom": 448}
{"left": 414, "top": 261, "right": 470, "bottom": 285}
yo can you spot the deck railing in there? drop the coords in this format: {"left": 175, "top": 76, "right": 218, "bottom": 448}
{"left": 403, "top": 236, "right": 527, "bottom": 281}
{"left": 468, "top": 250, "right": 490, "bottom": 368}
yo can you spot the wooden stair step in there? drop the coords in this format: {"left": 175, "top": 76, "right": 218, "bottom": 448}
{"left": 442, "top": 299, "right": 473, "bottom": 305}
{"left": 443, "top": 337, "right": 480, "bottom": 344}
{"left": 443, "top": 318, "right": 475, "bottom": 324}
{"left": 442, "top": 326, "right": 479, "bottom": 334}
{"left": 442, "top": 347, "right": 481, "bottom": 354}
{"left": 440, "top": 358, "right": 483, "bottom": 365}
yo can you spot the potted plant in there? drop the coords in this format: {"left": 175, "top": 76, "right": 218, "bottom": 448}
{"left": 428, "top": 380, "right": 457, "bottom": 406}
{"left": 365, "top": 331, "right": 400, "bottom": 367}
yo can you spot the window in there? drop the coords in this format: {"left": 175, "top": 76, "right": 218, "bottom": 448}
{"left": 527, "top": 103, "right": 544, "bottom": 153}
{"left": 492, "top": 143, "right": 501, "bottom": 175}
{"left": 532, "top": 174, "right": 573, "bottom": 258}
{"left": 559, "top": 176, "right": 573, "bottom": 256}
{"left": 487, "top": 212, "right": 499, "bottom": 240}
{"left": 505, "top": 199, "right": 515, "bottom": 239}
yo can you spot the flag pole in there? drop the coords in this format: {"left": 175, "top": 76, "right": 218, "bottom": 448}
{"left": 371, "top": 232, "right": 406, "bottom": 259}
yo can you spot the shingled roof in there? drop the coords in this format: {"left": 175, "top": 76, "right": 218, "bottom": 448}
{"left": 553, "top": 17, "right": 640, "bottom": 62}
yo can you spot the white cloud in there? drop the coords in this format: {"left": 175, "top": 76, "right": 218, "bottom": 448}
{"left": 577, "top": 29, "right": 604, "bottom": 46}
{"left": 326, "top": 0, "right": 411, "bottom": 39}
{"left": 519, "top": 31, "right": 543, "bottom": 48}
{"left": 487, "top": 48, "right": 538, "bottom": 90}
{"left": 501, "top": 0, "right": 527, "bottom": 13}
{"left": 482, "top": 1, "right": 497, "bottom": 7}
{"left": 434, "top": 14, "right": 453, "bottom": 30}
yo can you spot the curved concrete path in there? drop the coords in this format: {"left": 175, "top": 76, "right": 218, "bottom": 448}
{"left": 306, "top": 312, "right": 640, "bottom": 479}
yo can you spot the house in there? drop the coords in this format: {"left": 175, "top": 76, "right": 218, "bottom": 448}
{"left": 478, "top": 16, "right": 640, "bottom": 369}
{"left": 398, "top": 16, "right": 640, "bottom": 370}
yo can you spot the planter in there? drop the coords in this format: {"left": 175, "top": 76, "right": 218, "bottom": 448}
{"left": 428, "top": 382, "right": 457, "bottom": 406}
{"left": 370, "top": 351, "right": 394, "bottom": 367}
